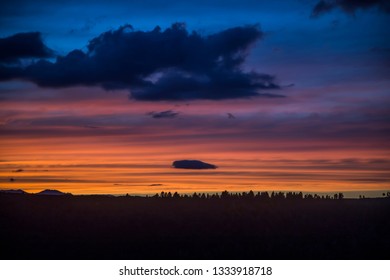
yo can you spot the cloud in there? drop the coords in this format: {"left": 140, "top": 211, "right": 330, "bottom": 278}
{"left": 227, "top": 113, "right": 236, "bottom": 119}
{"left": 0, "top": 23, "right": 283, "bottom": 101}
{"left": 256, "top": 92, "right": 285, "bottom": 98}
{"left": 147, "top": 110, "right": 179, "bottom": 119}
{"left": 12, "top": 169, "right": 24, "bottom": 172}
{"left": 311, "top": 0, "right": 390, "bottom": 17}
{"left": 172, "top": 160, "right": 217, "bottom": 169}
{"left": 0, "top": 32, "right": 54, "bottom": 63}
{"left": 132, "top": 69, "right": 282, "bottom": 100}
{"left": 0, "top": 64, "right": 24, "bottom": 80}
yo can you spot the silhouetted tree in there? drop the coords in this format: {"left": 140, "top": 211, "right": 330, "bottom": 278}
{"left": 221, "top": 190, "right": 230, "bottom": 199}
{"left": 261, "top": 192, "right": 270, "bottom": 200}
{"left": 173, "top": 192, "right": 180, "bottom": 199}
{"left": 150, "top": 190, "right": 358, "bottom": 201}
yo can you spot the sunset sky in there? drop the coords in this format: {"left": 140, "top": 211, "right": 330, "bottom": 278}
{"left": 0, "top": 0, "right": 389, "bottom": 196}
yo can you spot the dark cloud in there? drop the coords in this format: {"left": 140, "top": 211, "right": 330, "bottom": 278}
{"left": 12, "top": 169, "right": 24, "bottom": 172}
{"left": 147, "top": 110, "right": 179, "bottom": 119}
{"left": 311, "top": 0, "right": 390, "bottom": 17}
{"left": 0, "top": 64, "right": 24, "bottom": 80}
{"left": 0, "top": 32, "right": 54, "bottom": 63}
{"left": 256, "top": 92, "right": 285, "bottom": 98}
{"left": 311, "top": 0, "right": 334, "bottom": 17}
{"left": 132, "top": 69, "right": 282, "bottom": 100}
{"left": 0, "top": 23, "right": 283, "bottom": 101}
{"left": 172, "top": 160, "right": 217, "bottom": 169}
{"left": 227, "top": 113, "right": 236, "bottom": 119}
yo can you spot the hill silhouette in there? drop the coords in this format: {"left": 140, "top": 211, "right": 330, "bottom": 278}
{"left": 36, "top": 189, "right": 71, "bottom": 196}
{"left": 0, "top": 191, "right": 389, "bottom": 260}
{"left": 0, "top": 189, "right": 27, "bottom": 195}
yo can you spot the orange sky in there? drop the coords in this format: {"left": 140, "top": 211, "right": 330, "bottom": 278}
{"left": 1, "top": 86, "right": 389, "bottom": 197}
{"left": 1, "top": 1, "right": 390, "bottom": 198}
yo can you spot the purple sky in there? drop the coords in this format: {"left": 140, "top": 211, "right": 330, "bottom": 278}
{"left": 0, "top": 0, "right": 389, "bottom": 196}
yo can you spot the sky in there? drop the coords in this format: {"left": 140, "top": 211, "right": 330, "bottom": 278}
{"left": 0, "top": 0, "right": 389, "bottom": 196}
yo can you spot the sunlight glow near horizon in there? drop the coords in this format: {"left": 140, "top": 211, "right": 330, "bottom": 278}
{"left": 1, "top": 88, "right": 389, "bottom": 197}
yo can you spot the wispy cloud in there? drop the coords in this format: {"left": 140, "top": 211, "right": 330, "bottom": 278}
{"left": 311, "top": 0, "right": 390, "bottom": 18}
{"left": 147, "top": 110, "right": 179, "bottom": 119}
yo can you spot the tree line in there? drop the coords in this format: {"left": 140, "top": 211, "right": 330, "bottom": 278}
{"left": 144, "top": 190, "right": 351, "bottom": 200}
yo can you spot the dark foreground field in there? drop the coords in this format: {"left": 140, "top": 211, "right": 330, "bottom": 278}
{"left": 0, "top": 194, "right": 389, "bottom": 259}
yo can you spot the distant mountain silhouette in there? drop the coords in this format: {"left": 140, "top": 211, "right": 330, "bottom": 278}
{"left": 173, "top": 160, "right": 217, "bottom": 169}
{"left": 0, "top": 189, "right": 27, "bottom": 194}
{"left": 36, "top": 189, "right": 71, "bottom": 196}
